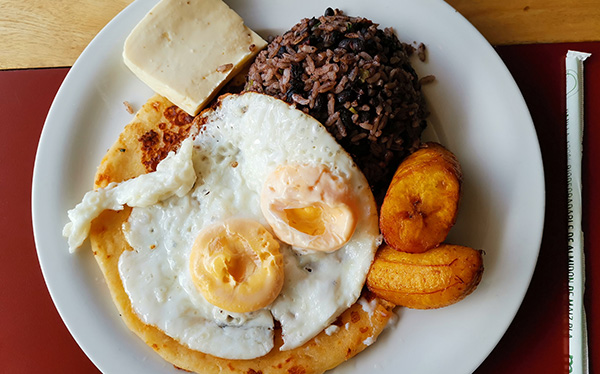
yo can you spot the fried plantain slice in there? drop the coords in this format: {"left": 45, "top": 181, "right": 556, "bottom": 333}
{"left": 379, "top": 142, "right": 462, "bottom": 253}
{"left": 366, "top": 244, "right": 483, "bottom": 309}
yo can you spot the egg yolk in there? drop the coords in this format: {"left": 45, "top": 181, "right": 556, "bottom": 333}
{"left": 189, "top": 218, "right": 284, "bottom": 313}
{"left": 260, "top": 163, "right": 358, "bottom": 252}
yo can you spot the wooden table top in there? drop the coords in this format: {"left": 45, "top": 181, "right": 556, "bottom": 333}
{"left": 0, "top": 0, "right": 599, "bottom": 69}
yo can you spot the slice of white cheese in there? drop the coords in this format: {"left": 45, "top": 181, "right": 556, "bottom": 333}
{"left": 123, "top": 0, "right": 267, "bottom": 116}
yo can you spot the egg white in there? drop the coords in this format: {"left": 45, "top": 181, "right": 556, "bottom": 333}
{"left": 119, "top": 92, "right": 379, "bottom": 359}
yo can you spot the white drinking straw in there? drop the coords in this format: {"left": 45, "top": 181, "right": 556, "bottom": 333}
{"left": 566, "top": 50, "right": 591, "bottom": 374}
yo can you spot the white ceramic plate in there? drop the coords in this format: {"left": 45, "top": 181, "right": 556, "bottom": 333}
{"left": 32, "top": 0, "right": 544, "bottom": 373}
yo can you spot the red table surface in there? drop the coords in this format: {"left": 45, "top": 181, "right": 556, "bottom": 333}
{"left": 2, "top": 42, "right": 599, "bottom": 373}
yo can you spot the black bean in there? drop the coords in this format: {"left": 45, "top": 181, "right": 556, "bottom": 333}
{"left": 350, "top": 39, "right": 365, "bottom": 52}
{"left": 313, "top": 94, "right": 326, "bottom": 112}
{"left": 324, "top": 7, "right": 334, "bottom": 17}
{"left": 291, "top": 64, "right": 303, "bottom": 81}
{"left": 340, "top": 109, "right": 354, "bottom": 127}
{"left": 338, "top": 38, "right": 350, "bottom": 50}
{"left": 359, "top": 111, "right": 370, "bottom": 123}
{"left": 378, "top": 31, "right": 395, "bottom": 48}
{"left": 336, "top": 89, "right": 353, "bottom": 103}
{"left": 309, "top": 34, "right": 321, "bottom": 46}
{"left": 357, "top": 23, "right": 371, "bottom": 36}
{"left": 323, "top": 30, "right": 341, "bottom": 48}
{"left": 364, "top": 38, "right": 377, "bottom": 54}
{"left": 285, "top": 87, "right": 297, "bottom": 102}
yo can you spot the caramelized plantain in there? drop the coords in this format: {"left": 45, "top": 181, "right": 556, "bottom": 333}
{"left": 366, "top": 244, "right": 483, "bottom": 309}
{"left": 379, "top": 142, "right": 462, "bottom": 253}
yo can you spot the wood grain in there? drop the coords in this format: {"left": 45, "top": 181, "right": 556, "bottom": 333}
{"left": 448, "top": 0, "right": 600, "bottom": 45}
{"left": 0, "top": 0, "right": 133, "bottom": 69}
{"left": 0, "top": 0, "right": 599, "bottom": 69}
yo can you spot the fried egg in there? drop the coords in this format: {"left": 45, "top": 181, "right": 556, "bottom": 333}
{"left": 65, "top": 92, "right": 379, "bottom": 360}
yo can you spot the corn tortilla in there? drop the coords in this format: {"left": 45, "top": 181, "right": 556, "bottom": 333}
{"left": 88, "top": 94, "right": 395, "bottom": 374}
